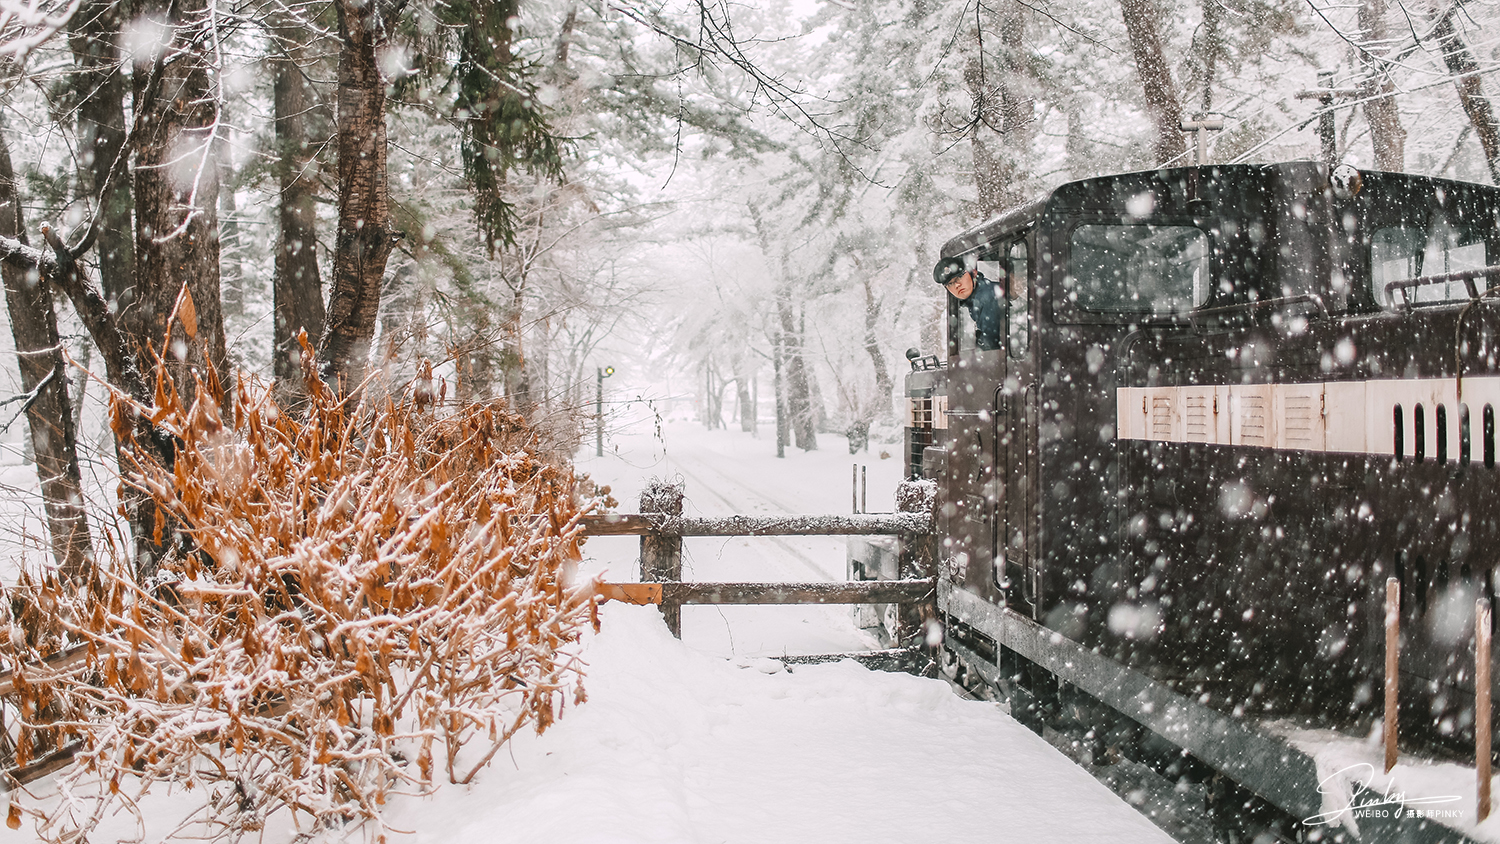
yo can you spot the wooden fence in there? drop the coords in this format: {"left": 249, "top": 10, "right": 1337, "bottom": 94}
{"left": 0, "top": 479, "right": 937, "bottom": 792}
{"left": 585, "top": 479, "right": 938, "bottom": 665}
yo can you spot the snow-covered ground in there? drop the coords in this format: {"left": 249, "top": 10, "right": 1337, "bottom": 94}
{"left": 0, "top": 409, "right": 1175, "bottom": 843}
{"left": 377, "top": 414, "right": 1171, "bottom": 843}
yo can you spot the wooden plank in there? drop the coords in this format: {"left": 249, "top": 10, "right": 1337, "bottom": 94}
{"left": 579, "top": 512, "right": 933, "bottom": 538}
{"left": 1, "top": 741, "right": 81, "bottom": 792}
{"left": 578, "top": 514, "right": 659, "bottom": 536}
{"left": 0, "top": 645, "right": 88, "bottom": 698}
{"left": 595, "top": 580, "right": 933, "bottom": 606}
{"left": 595, "top": 583, "right": 663, "bottom": 605}
{"left": 666, "top": 579, "right": 933, "bottom": 605}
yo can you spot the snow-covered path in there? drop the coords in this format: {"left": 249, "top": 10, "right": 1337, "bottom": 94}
{"left": 388, "top": 605, "right": 1174, "bottom": 844}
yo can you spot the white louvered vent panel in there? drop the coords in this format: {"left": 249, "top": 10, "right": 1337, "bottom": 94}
{"left": 1236, "top": 392, "right": 1270, "bottom": 447}
{"left": 1279, "top": 387, "right": 1325, "bottom": 450}
{"left": 1184, "top": 393, "right": 1211, "bottom": 442}
{"left": 1150, "top": 395, "right": 1174, "bottom": 441}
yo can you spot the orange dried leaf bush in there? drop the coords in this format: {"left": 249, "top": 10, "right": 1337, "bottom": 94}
{"left": 1, "top": 360, "right": 599, "bottom": 842}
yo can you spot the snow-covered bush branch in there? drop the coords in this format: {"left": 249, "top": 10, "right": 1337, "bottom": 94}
{"left": 0, "top": 349, "right": 600, "bottom": 842}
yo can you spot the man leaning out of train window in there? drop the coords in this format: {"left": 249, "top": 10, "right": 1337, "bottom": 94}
{"left": 934, "top": 257, "right": 1005, "bottom": 351}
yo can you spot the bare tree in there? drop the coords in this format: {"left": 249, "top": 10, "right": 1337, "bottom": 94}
{"left": 0, "top": 127, "right": 91, "bottom": 579}
{"left": 271, "top": 14, "right": 326, "bottom": 399}
{"left": 319, "top": 0, "right": 396, "bottom": 389}
{"left": 130, "top": 0, "right": 228, "bottom": 402}
{"left": 1431, "top": 3, "right": 1500, "bottom": 183}
{"left": 1357, "top": 0, "right": 1405, "bottom": 170}
{"left": 1120, "top": 0, "right": 1188, "bottom": 165}
{"left": 67, "top": 0, "right": 133, "bottom": 307}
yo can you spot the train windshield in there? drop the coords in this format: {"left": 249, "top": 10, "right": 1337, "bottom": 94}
{"left": 1066, "top": 223, "right": 1210, "bottom": 314}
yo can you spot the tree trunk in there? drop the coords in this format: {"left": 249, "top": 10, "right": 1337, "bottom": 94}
{"left": 1194, "top": 0, "right": 1224, "bottom": 113}
{"left": 772, "top": 328, "right": 786, "bottom": 458}
{"left": 1120, "top": 0, "right": 1188, "bottom": 166}
{"left": 0, "top": 130, "right": 92, "bottom": 579}
{"left": 966, "top": 109, "right": 1010, "bottom": 219}
{"left": 131, "top": 0, "right": 228, "bottom": 403}
{"left": 1432, "top": 6, "right": 1500, "bottom": 184}
{"left": 964, "top": 3, "right": 1031, "bottom": 217}
{"left": 272, "top": 32, "right": 326, "bottom": 398}
{"left": 996, "top": 2, "right": 1032, "bottom": 135}
{"left": 776, "top": 293, "right": 816, "bottom": 451}
{"left": 319, "top": 0, "right": 395, "bottom": 391}
{"left": 455, "top": 305, "right": 496, "bottom": 403}
{"left": 1358, "top": 0, "right": 1405, "bottom": 171}
{"left": 501, "top": 283, "right": 529, "bottom": 406}
{"left": 68, "top": 0, "right": 134, "bottom": 312}
{"left": 217, "top": 145, "right": 245, "bottom": 320}
{"left": 735, "top": 371, "right": 753, "bottom": 433}
{"left": 860, "top": 274, "right": 893, "bottom": 420}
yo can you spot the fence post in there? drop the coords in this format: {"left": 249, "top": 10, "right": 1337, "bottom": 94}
{"left": 1478, "top": 598, "right": 1492, "bottom": 823}
{"left": 1385, "top": 576, "right": 1400, "bottom": 774}
{"left": 896, "top": 480, "right": 937, "bottom": 659}
{"left": 640, "top": 480, "right": 684, "bottom": 638}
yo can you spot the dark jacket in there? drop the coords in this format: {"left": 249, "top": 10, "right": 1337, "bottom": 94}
{"left": 962, "top": 272, "right": 1006, "bottom": 351}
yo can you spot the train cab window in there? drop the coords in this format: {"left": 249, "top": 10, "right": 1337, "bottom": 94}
{"left": 950, "top": 255, "right": 1006, "bottom": 355}
{"left": 1008, "top": 240, "right": 1030, "bottom": 357}
{"left": 1066, "top": 224, "right": 1210, "bottom": 314}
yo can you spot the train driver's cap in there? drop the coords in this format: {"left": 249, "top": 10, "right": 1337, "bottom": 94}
{"left": 933, "top": 257, "right": 967, "bottom": 286}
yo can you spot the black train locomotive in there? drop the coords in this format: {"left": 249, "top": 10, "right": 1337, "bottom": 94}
{"left": 907, "top": 161, "right": 1500, "bottom": 832}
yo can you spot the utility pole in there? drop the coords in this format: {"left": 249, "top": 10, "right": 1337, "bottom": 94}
{"left": 596, "top": 365, "right": 613, "bottom": 457}
{"left": 1296, "top": 72, "right": 1360, "bottom": 168}
{"left": 1179, "top": 114, "right": 1225, "bottom": 165}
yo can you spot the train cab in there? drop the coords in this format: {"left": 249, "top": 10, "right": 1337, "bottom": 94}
{"left": 917, "top": 162, "right": 1500, "bottom": 760}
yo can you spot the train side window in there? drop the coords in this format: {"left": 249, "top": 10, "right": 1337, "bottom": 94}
{"left": 1008, "top": 240, "right": 1030, "bottom": 357}
{"left": 1393, "top": 404, "right": 1404, "bottom": 461}
{"left": 1436, "top": 404, "right": 1448, "bottom": 464}
{"left": 1373, "top": 209, "right": 1492, "bottom": 308}
{"left": 1486, "top": 404, "right": 1496, "bottom": 468}
{"left": 1414, "top": 404, "right": 1426, "bottom": 462}
{"left": 1460, "top": 404, "right": 1471, "bottom": 465}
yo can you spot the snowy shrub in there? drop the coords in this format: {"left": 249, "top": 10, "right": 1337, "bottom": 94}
{"left": 0, "top": 355, "right": 600, "bottom": 842}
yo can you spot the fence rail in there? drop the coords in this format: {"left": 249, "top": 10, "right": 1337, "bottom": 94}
{"left": 585, "top": 479, "right": 937, "bottom": 647}
{"left": 580, "top": 512, "right": 931, "bottom": 537}
{"left": 597, "top": 579, "right": 934, "bottom": 606}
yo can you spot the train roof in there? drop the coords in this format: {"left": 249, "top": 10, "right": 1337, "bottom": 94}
{"left": 934, "top": 161, "right": 1500, "bottom": 260}
{"left": 938, "top": 164, "right": 1310, "bottom": 259}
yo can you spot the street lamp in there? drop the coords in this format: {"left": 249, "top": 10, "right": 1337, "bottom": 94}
{"left": 596, "top": 365, "right": 614, "bottom": 457}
